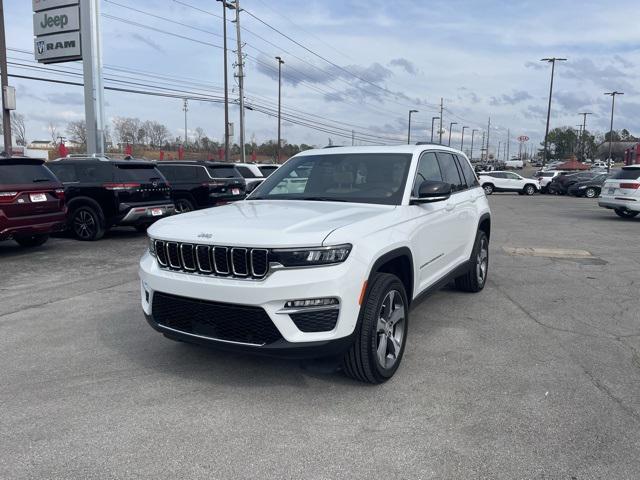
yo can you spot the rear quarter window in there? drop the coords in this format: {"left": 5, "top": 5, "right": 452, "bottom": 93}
{"left": 612, "top": 168, "right": 640, "bottom": 180}
{"left": 0, "top": 163, "right": 57, "bottom": 184}
{"left": 115, "top": 165, "right": 164, "bottom": 182}
{"left": 209, "top": 166, "right": 240, "bottom": 178}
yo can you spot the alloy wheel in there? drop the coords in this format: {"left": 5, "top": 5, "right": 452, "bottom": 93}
{"left": 376, "top": 290, "right": 406, "bottom": 370}
{"left": 585, "top": 188, "right": 596, "bottom": 198}
{"left": 73, "top": 210, "right": 96, "bottom": 240}
{"left": 476, "top": 236, "right": 489, "bottom": 286}
{"left": 175, "top": 199, "right": 193, "bottom": 213}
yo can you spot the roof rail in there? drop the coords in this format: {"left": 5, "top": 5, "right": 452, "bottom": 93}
{"left": 63, "top": 153, "right": 111, "bottom": 161}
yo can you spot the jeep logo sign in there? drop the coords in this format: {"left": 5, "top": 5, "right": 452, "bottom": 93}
{"left": 33, "top": 6, "right": 80, "bottom": 36}
{"left": 34, "top": 32, "right": 81, "bottom": 64}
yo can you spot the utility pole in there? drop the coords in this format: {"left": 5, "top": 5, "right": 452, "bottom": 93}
{"left": 448, "top": 122, "right": 457, "bottom": 147}
{"left": 486, "top": 117, "right": 491, "bottom": 160}
{"left": 460, "top": 126, "right": 468, "bottom": 152}
{"left": 0, "top": 0, "right": 11, "bottom": 154}
{"left": 497, "top": 141, "right": 501, "bottom": 161}
{"left": 351, "top": 130, "right": 355, "bottom": 146}
{"left": 604, "top": 91, "right": 623, "bottom": 173}
{"left": 481, "top": 131, "right": 485, "bottom": 161}
{"left": 541, "top": 57, "right": 567, "bottom": 167}
{"left": 407, "top": 109, "right": 418, "bottom": 144}
{"left": 578, "top": 112, "right": 592, "bottom": 161}
{"left": 275, "top": 56, "right": 284, "bottom": 162}
{"left": 183, "top": 99, "right": 188, "bottom": 146}
{"left": 506, "top": 129, "right": 510, "bottom": 161}
{"left": 430, "top": 116, "right": 439, "bottom": 143}
{"left": 81, "top": 0, "right": 106, "bottom": 155}
{"left": 232, "top": 0, "right": 246, "bottom": 162}
{"left": 438, "top": 97, "right": 444, "bottom": 144}
{"left": 218, "top": 0, "right": 232, "bottom": 161}
{"left": 470, "top": 129, "right": 478, "bottom": 161}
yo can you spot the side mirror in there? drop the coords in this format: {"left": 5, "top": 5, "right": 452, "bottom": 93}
{"left": 411, "top": 180, "right": 452, "bottom": 204}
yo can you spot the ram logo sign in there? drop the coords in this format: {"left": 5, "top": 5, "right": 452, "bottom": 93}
{"left": 34, "top": 32, "right": 81, "bottom": 64}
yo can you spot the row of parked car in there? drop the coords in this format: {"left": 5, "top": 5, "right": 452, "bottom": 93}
{"left": 0, "top": 155, "right": 279, "bottom": 246}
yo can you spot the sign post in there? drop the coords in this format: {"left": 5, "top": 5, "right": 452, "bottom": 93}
{"left": 33, "top": 0, "right": 104, "bottom": 155}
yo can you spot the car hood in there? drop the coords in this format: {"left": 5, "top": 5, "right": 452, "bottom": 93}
{"left": 148, "top": 200, "right": 395, "bottom": 247}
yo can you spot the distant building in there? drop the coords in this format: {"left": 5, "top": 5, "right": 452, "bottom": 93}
{"left": 596, "top": 141, "right": 637, "bottom": 161}
{"left": 28, "top": 140, "right": 54, "bottom": 149}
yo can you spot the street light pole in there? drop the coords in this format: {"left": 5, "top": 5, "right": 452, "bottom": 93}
{"left": 541, "top": 57, "right": 567, "bottom": 167}
{"left": 604, "top": 91, "right": 623, "bottom": 173}
{"left": 448, "top": 122, "right": 457, "bottom": 147}
{"left": 275, "top": 56, "right": 284, "bottom": 162}
{"left": 0, "top": 0, "right": 11, "bottom": 154}
{"left": 460, "top": 126, "right": 468, "bottom": 152}
{"left": 430, "top": 117, "right": 439, "bottom": 143}
{"left": 470, "top": 129, "right": 478, "bottom": 161}
{"left": 218, "top": 0, "right": 232, "bottom": 162}
{"left": 407, "top": 109, "right": 418, "bottom": 144}
{"left": 578, "top": 112, "right": 592, "bottom": 161}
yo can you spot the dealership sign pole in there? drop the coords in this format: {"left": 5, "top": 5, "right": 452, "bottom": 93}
{"left": 33, "top": 0, "right": 104, "bottom": 155}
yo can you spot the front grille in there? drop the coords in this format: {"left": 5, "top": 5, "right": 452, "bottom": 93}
{"left": 154, "top": 240, "right": 269, "bottom": 279}
{"left": 152, "top": 292, "right": 283, "bottom": 345}
{"left": 290, "top": 309, "right": 339, "bottom": 332}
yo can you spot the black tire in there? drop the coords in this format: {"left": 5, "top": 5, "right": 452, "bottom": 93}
{"left": 342, "top": 272, "right": 409, "bottom": 384}
{"left": 135, "top": 224, "right": 149, "bottom": 233}
{"left": 71, "top": 205, "right": 105, "bottom": 241}
{"left": 523, "top": 184, "right": 536, "bottom": 196}
{"left": 14, "top": 234, "right": 49, "bottom": 247}
{"left": 455, "top": 230, "right": 489, "bottom": 293}
{"left": 175, "top": 198, "right": 194, "bottom": 214}
{"left": 614, "top": 209, "right": 639, "bottom": 219}
{"left": 585, "top": 187, "right": 598, "bottom": 199}
{"left": 483, "top": 183, "right": 494, "bottom": 195}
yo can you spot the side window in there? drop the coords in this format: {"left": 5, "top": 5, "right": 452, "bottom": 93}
{"left": 49, "top": 163, "right": 77, "bottom": 183}
{"left": 196, "top": 166, "right": 210, "bottom": 180}
{"left": 456, "top": 155, "right": 479, "bottom": 187}
{"left": 505, "top": 172, "right": 520, "bottom": 180}
{"left": 412, "top": 152, "right": 443, "bottom": 195}
{"left": 436, "top": 152, "right": 464, "bottom": 192}
{"left": 76, "top": 163, "right": 111, "bottom": 183}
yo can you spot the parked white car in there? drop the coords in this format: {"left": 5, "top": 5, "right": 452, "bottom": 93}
{"left": 504, "top": 159, "right": 524, "bottom": 169}
{"left": 478, "top": 171, "right": 538, "bottom": 195}
{"left": 233, "top": 162, "right": 265, "bottom": 192}
{"left": 139, "top": 145, "right": 491, "bottom": 383}
{"left": 598, "top": 165, "right": 640, "bottom": 218}
{"left": 536, "top": 170, "right": 567, "bottom": 192}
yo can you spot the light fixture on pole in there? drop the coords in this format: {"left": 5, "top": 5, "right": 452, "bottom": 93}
{"left": 430, "top": 116, "right": 439, "bottom": 143}
{"left": 448, "top": 122, "right": 457, "bottom": 147}
{"left": 541, "top": 57, "right": 567, "bottom": 167}
{"left": 604, "top": 91, "right": 623, "bottom": 173}
{"left": 460, "top": 126, "right": 468, "bottom": 152}
{"left": 275, "top": 56, "right": 284, "bottom": 162}
{"left": 407, "top": 109, "right": 418, "bottom": 144}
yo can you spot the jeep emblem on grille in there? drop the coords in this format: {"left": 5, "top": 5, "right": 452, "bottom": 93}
{"left": 197, "top": 233, "right": 213, "bottom": 239}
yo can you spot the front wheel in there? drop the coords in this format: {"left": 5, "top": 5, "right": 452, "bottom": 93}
{"left": 524, "top": 184, "right": 536, "bottom": 196}
{"left": 585, "top": 188, "right": 597, "bottom": 198}
{"left": 342, "top": 273, "right": 408, "bottom": 384}
{"left": 455, "top": 230, "right": 489, "bottom": 293}
{"left": 175, "top": 198, "right": 194, "bottom": 214}
{"left": 71, "top": 206, "right": 105, "bottom": 241}
{"left": 483, "top": 184, "right": 494, "bottom": 195}
{"left": 14, "top": 234, "right": 49, "bottom": 247}
{"left": 614, "top": 209, "right": 639, "bottom": 219}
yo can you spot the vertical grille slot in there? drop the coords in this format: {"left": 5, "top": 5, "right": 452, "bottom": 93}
{"left": 155, "top": 240, "right": 168, "bottom": 266}
{"left": 213, "top": 247, "right": 230, "bottom": 274}
{"left": 195, "top": 245, "right": 212, "bottom": 272}
{"left": 251, "top": 249, "right": 269, "bottom": 278}
{"left": 180, "top": 244, "right": 196, "bottom": 271}
{"left": 231, "top": 248, "right": 248, "bottom": 276}
{"left": 166, "top": 242, "right": 182, "bottom": 269}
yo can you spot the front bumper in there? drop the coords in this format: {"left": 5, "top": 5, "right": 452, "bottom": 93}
{"left": 119, "top": 203, "right": 176, "bottom": 225}
{"left": 138, "top": 251, "right": 367, "bottom": 356}
{"left": 598, "top": 195, "right": 640, "bottom": 212}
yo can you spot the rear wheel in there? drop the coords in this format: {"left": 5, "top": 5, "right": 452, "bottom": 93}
{"left": 71, "top": 206, "right": 105, "bottom": 241}
{"left": 483, "top": 184, "right": 494, "bottom": 195}
{"left": 455, "top": 230, "right": 489, "bottom": 293}
{"left": 175, "top": 198, "right": 194, "bottom": 214}
{"left": 585, "top": 187, "right": 597, "bottom": 198}
{"left": 342, "top": 273, "right": 408, "bottom": 384}
{"left": 14, "top": 234, "right": 49, "bottom": 247}
{"left": 614, "top": 208, "right": 639, "bottom": 219}
{"left": 524, "top": 184, "right": 536, "bottom": 196}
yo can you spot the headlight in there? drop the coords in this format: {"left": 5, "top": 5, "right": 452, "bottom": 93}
{"left": 271, "top": 244, "right": 351, "bottom": 267}
{"left": 148, "top": 237, "right": 156, "bottom": 256}
{"left": 578, "top": 185, "right": 587, "bottom": 189}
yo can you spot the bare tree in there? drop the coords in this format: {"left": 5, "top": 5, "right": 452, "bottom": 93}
{"left": 147, "top": 121, "right": 170, "bottom": 148}
{"left": 66, "top": 120, "right": 87, "bottom": 146}
{"left": 48, "top": 122, "right": 59, "bottom": 144}
{"left": 11, "top": 113, "right": 26, "bottom": 146}
{"left": 112, "top": 117, "right": 141, "bottom": 146}
{"left": 194, "top": 127, "right": 205, "bottom": 149}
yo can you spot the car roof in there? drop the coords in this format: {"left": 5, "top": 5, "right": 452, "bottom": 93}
{"left": 622, "top": 165, "right": 640, "bottom": 169}
{"left": 294, "top": 144, "right": 466, "bottom": 157}
{"left": 156, "top": 160, "right": 235, "bottom": 167}
{"left": 0, "top": 157, "right": 45, "bottom": 165}
{"left": 52, "top": 156, "right": 155, "bottom": 167}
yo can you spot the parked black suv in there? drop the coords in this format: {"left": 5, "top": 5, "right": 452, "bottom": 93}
{"left": 49, "top": 156, "right": 175, "bottom": 241}
{"left": 155, "top": 161, "right": 246, "bottom": 213}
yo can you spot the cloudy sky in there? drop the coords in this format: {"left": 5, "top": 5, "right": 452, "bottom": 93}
{"left": 6, "top": 0, "right": 640, "bottom": 154}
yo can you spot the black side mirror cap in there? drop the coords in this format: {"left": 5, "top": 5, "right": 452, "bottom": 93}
{"left": 410, "top": 180, "right": 452, "bottom": 204}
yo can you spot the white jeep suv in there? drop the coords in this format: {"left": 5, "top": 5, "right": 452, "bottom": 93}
{"left": 599, "top": 165, "right": 640, "bottom": 218}
{"left": 478, "top": 171, "right": 538, "bottom": 195}
{"left": 139, "top": 146, "right": 491, "bottom": 383}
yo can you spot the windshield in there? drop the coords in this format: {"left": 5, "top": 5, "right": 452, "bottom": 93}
{"left": 249, "top": 153, "right": 412, "bottom": 205}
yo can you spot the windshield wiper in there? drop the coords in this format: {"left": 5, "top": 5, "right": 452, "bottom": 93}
{"left": 32, "top": 178, "right": 52, "bottom": 183}
{"left": 298, "top": 196, "right": 348, "bottom": 202}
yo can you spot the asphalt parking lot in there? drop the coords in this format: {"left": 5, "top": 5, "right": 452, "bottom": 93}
{"left": 1, "top": 194, "right": 639, "bottom": 479}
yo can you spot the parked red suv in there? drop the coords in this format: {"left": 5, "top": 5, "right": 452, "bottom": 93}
{"left": 0, "top": 157, "right": 67, "bottom": 247}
